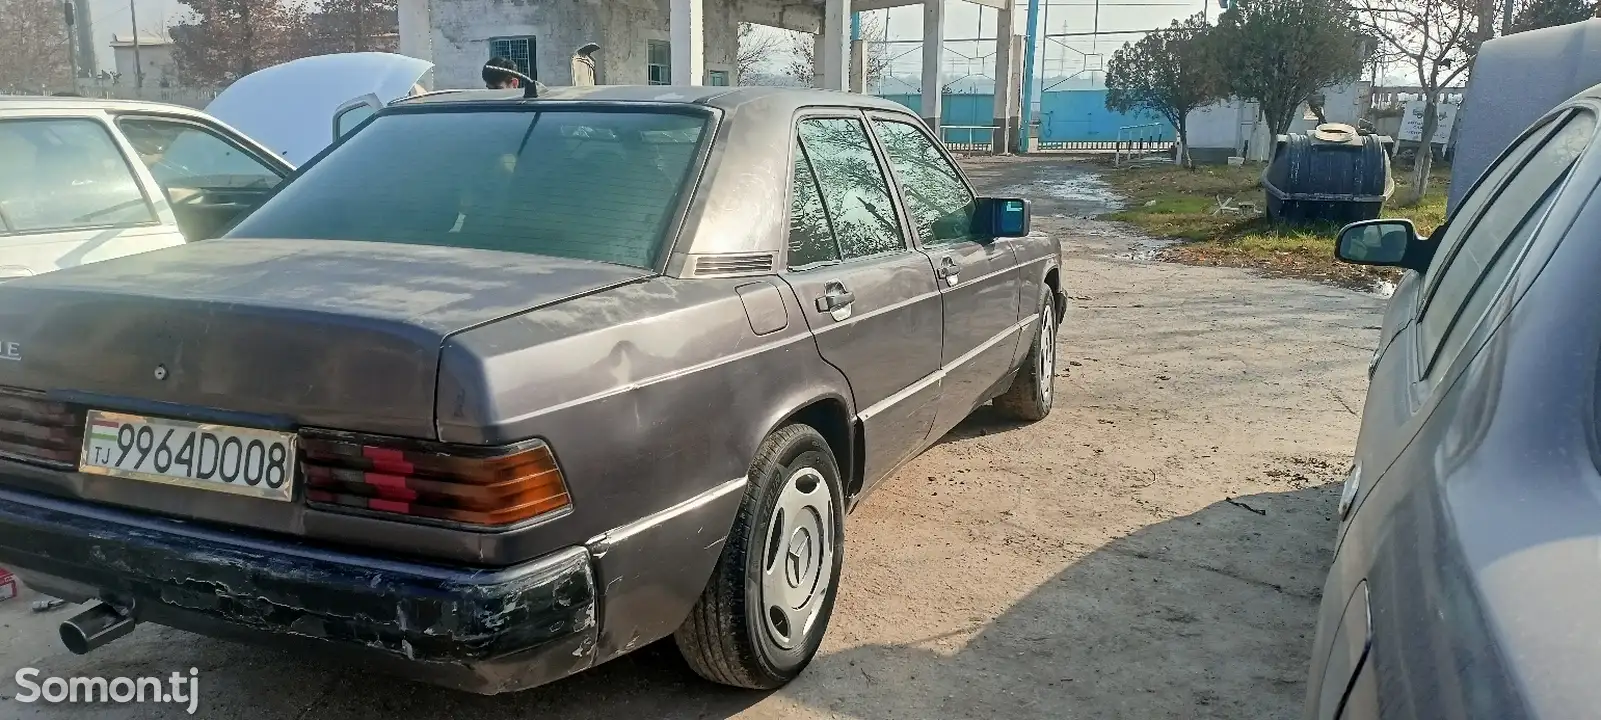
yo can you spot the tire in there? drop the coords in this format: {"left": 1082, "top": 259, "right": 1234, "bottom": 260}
{"left": 674, "top": 423, "right": 846, "bottom": 689}
{"left": 994, "top": 286, "right": 1058, "bottom": 421}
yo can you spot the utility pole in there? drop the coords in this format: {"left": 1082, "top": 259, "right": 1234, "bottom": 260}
{"left": 1500, "top": 0, "right": 1515, "bottom": 35}
{"left": 130, "top": 0, "right": 144, "bottom": 90}
{"left": 63, "top": 0, "right": 79, "bottom": 93}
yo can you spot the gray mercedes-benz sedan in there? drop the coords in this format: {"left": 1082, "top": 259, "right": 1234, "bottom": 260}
{"left": 0, "top": 86, "right": 1064, "bottom": 694}
{"left": 1304, "top": 83, "right": 1601, "bottom": 718}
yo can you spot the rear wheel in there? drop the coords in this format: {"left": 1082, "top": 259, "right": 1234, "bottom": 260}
{"left": 674, "top": 424, "right": 845, "bottom": 689}
{"left": 995, "top": 287, "right": 1058, "bottom": 421}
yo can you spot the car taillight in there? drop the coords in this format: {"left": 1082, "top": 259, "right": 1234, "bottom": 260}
{"left": 0, "top": 387, "right": 83, "bottom": 468}
{"left": 300, "top": 432, "right": 571, "bottom": 527}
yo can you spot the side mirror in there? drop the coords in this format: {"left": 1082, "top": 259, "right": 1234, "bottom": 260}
{"left": 974, "top": 197, "right": 1031, "bottom": 238}
{"left": 1335, "top": 219, "right": 1425, "bottom": 271}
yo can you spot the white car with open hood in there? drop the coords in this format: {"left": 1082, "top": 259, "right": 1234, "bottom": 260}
{"left": 0, "top": 52, "right": 434, "bottom": 280}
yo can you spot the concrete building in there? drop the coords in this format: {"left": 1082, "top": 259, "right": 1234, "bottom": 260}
{"left": 110, "top": 33, "right": 176, "bottom": 88}
{"left": 397, "top": 0, "right": 1022, "bottom": 150}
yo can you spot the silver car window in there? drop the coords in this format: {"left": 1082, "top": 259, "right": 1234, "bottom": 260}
{"left": 796, "top": 118, "right": 905, "bottom": 259}
{"left": 871, "top": 119, "right": 978, "bottom": 247}
{"left": 0, "top": 118, "right": 155, "bottom": 234}
{"left": 1419, "top": 110, "right": 1596, "bottom": 377}
{"left": 227, "top": 109, "right": 709, "bottom": 270}
{"left": 118, "top": 117, "right": 284, "bottom": 191}
{"left": 787, "top": 139, "right": 842, "bottom": 269}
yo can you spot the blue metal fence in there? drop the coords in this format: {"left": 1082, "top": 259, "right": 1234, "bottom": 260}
{"left": 1036, "top": 90, "right": 1174, "bottom": 149}
{"left": 875, "top": 90, "right": 1176, "bottom": 152}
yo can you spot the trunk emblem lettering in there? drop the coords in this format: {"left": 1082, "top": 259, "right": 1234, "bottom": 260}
{"left": 154, "top": 364, "right": 168, "bottom": 381}
{"left": 0, "top": 342, "right": 18, "bottom": 363}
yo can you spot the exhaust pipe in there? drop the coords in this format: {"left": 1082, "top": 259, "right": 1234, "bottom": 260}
{"left": 59, "top": 602, "right": 135, "bottom": 655}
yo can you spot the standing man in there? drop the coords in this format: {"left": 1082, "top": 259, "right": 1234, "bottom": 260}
{"left": 483, "top": 56, "right": 523, "bottom": 89}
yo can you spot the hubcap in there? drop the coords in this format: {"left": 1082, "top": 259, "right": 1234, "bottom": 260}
{"left": 1039, "top": 302, "right": 1056, "bottom": 403}
{"left": 761, "top": 466, "right": 836, "bottom": 651}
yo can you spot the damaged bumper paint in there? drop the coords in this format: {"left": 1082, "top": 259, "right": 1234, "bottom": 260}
{"left": 0, "top": 487, "right": 599, "bottom": 695}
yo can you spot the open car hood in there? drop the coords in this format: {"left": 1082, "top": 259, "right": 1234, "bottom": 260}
{"left": 205, "top": 52, "right": 432, "bottom": 167}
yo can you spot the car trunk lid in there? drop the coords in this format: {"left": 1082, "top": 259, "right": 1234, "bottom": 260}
{"left": 0, "top": 238, "right": 651, "bottom": 441}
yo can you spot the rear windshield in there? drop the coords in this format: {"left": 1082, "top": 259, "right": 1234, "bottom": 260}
{"left": 227, "top": 108, "right": 710, "bottom": 269}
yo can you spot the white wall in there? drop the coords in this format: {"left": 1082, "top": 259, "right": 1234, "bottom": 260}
{"left": 401, "top": 0, "right": 795, "bottom": 90}
{"left": 111, "top": 44, "right": 175, "bottom": 87}
{"left": 1184, "top": 81, "right": 1371, "bottom": 160}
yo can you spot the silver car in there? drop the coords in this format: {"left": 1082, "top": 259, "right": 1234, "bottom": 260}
{"left": 0, "top": 86, "right": 1064, "bottom": 695}
{"left": 1306, "top": 82, "right": 1601, "bottom": 718}
{"left": 0, "top": 52, "right": 434, "bottom": 280}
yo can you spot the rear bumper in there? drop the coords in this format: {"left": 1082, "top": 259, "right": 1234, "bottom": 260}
{"left": 0, "top": 488, "right": 598, "bottom": 695}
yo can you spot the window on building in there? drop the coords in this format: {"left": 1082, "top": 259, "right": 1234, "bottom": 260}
{"left": 488, "top": 36, "right": 536, "bottom": 80}
{"left": 648, "top": 40, "right": 672, "bottom": 85}
{"left": 708, "top": 70, "right": 730, "bottom": 86}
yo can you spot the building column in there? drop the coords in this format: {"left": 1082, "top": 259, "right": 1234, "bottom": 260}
{"left": 818, "top": 0, "right": 849, "bottom": 90}
{"left": 1008, "top": 35, "right": 1023, "bottom": 151}
{"left": 920, "top": 0, "right": 944, "bottom": 129}
{"left": 991, "top": 2, "right": 1015, "bottom": 153}
{"left": 670, "top": 0, "right": 705, "bottom": 85}
{"left": 849, "top": 13, "right": 867, "bottom": 93}
{"left": 850, "top": 40, "right": 867, "bottom": 93}
{"left": 397, "top": 0, "right": 435, "bottom": 88}
{"left": 812, "top": 33, "right": 826, "bottom": 87}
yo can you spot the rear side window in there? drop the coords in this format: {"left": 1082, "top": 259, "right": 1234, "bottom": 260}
{"left": 788, "top": 140, "right": 841, "bottom": 268}
{"left": 796, "top": 118, "right": 905, "bottom": 259}
{"left": 228, "top": 109, "right": 710, "bottom": 269}
{"left": 0, "top": 118, "right": 155, "bottom": 233}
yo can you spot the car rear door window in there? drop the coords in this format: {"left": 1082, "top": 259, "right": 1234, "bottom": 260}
{"left": 871, "top": 119, "right": 977, "bottom": 246}
{"left": 118, "top": 117, "right": 284, "bottom": 191}
{"left": 226, "top": 109, "right": 710, "bottom": 269}
{"left": 796, "top": 118, "right": 905, "bottom": 259}
{"left": 788, "top": 140, "right": 842, "bottom": 268}
{"left": 1418, "top": 110, "right": 1596, "bottom": 377}
{"left": 0, "top": 118, "right": 155, "bottom": 233}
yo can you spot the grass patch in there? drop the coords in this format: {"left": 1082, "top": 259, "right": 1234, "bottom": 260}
{"left": 1100, "top": 162, "right": 1450, "bottom": 290}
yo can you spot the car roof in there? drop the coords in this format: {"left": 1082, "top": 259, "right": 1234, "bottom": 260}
{"left": 0, "top": 95, "right": 213, "bottom": 118}
{"left": 391, "top": 85, "right": 916, "bottom": 115}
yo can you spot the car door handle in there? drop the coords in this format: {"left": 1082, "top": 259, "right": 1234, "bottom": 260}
{"left": 815, "top": 285, "right": 855, "bottom": 313}
{"left": 936, "top": 257, "right": 961, "bottom": 286}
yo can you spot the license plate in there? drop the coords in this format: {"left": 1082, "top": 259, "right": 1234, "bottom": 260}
{"left": 79, "top": 410, "right": 296, "bottom": 501}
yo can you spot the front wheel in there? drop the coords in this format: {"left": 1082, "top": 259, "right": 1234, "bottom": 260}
{"left": 674, "top": 424, "right": 846, "bottom": 689}
{"left": 994, "top": 286, "right": 1058, "bottom": 421}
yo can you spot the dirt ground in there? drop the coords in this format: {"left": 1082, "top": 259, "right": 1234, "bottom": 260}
{"left": 0, "top": 157, "right": 1386, "bottom": 719}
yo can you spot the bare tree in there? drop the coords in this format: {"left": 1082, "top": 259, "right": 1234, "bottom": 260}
{"left": 736, "top": 23, "right": 784, "bottom": 83}
{"left": 1510, "top": 0, "right": 1597, "bottom": 32}
{"left": 1355, "top": 0, "right": 1477, "bottom": 202}
{"left": 171, "top": 0, "right": 310, "bottom": 86}
{"left": 0, "top": 0, "right": 71, "bottom": 93}
{"left": 784, "top": 14, "right": 891, "bottom": 89}
{"left": 304, "top": 0, "right": 399, "bottom": 54}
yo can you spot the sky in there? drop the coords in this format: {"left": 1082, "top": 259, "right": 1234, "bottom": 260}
{"left": 94, "top": 0, "right": 1211, "bottom": 77}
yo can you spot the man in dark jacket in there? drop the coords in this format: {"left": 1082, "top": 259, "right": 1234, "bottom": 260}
{"left": 483, "top": 56, "right": 523, "bottom": 89}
